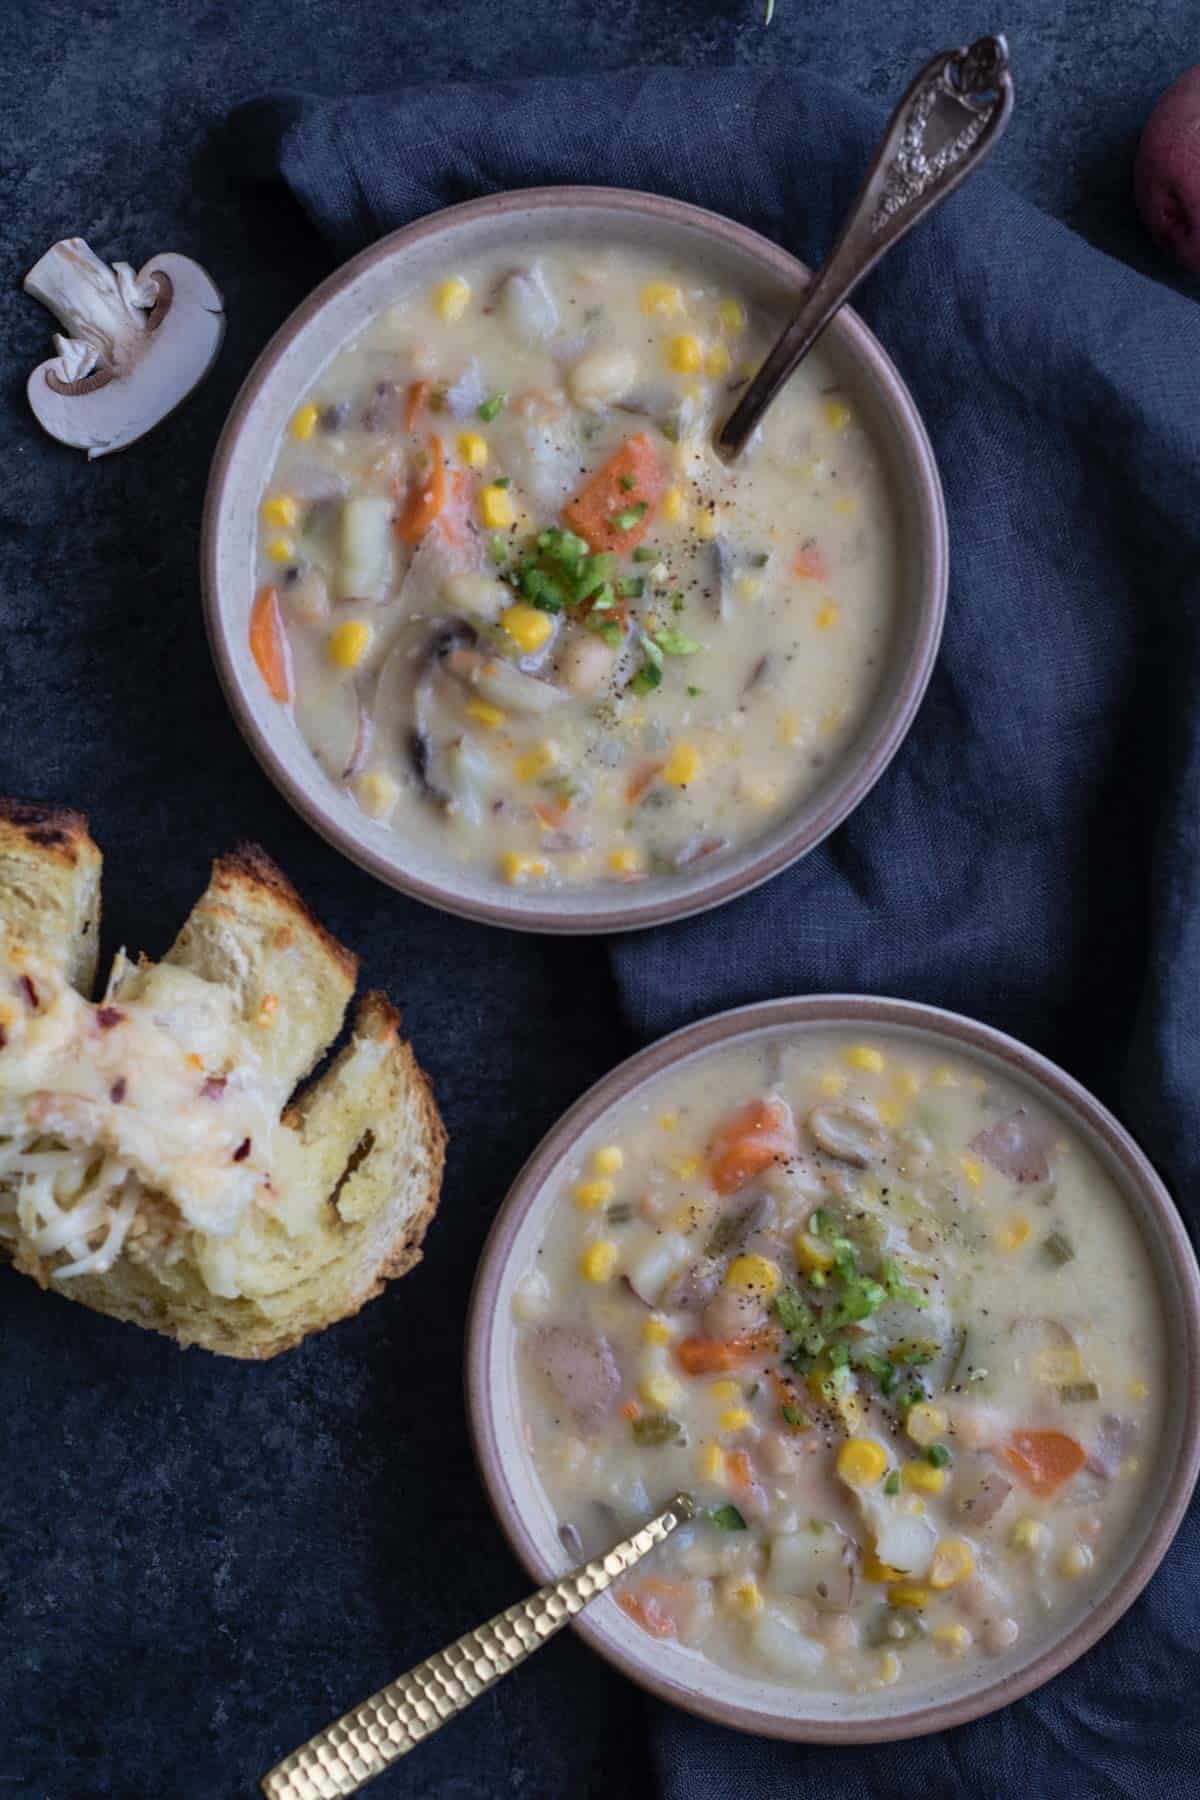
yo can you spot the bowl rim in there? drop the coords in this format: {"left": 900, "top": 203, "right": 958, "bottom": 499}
{"left": 201, "top": 185, "right": 948, "bottom": 934}
{"left": 465, "top": 993, "right": 1200, "bottom": 1742}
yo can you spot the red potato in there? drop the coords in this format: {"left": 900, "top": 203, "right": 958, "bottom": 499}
{"left": 1135, "top": 66, "right": 1200, "bottom": 272}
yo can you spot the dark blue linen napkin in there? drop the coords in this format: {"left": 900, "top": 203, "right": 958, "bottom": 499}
{"left": 232, "top": 67, "right": 1200, "bottom": 1800}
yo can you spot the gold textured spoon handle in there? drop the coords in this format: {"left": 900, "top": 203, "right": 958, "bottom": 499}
{"left": 260, "top": 1492, "right": 696, "bottom": 1799}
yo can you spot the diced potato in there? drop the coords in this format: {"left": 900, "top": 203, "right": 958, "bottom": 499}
{"left": 337, "top": 496, "right": 394, "bottom": 602}
{"left": 749, "top": 1607, "right": 827, "bottom": 1677}
{"left": 441, "top": 571, "right": 510, "bottom": 621}
{"left": 567, "top": 346, "right": 639, "bottom": 409}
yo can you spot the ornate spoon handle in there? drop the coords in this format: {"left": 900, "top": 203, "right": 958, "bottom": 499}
{"left": 715, "top": 33, "right": 1015, "bottom": 461}
{"left": 260, "top": 1492, "right": 696, "bottom": 1799}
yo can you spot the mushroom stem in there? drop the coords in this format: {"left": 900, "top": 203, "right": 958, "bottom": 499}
{"left": 24, "top": 239, "right": 156, "bottom": 381}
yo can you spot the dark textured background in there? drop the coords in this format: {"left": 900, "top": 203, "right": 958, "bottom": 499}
{"left": 1, "top": 5, "right": 1194, "bottom": 1797}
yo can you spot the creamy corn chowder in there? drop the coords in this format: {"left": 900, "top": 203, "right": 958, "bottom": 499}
{"left": 513, "top": 1033, "right": 1163, "bottom": 1695}
{"left": 251, "top": 247, "right": 897, "bottom": 890}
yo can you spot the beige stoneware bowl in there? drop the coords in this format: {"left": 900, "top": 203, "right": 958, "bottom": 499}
{"left": 203, "top": 188, "right": 947, "bottom": 932}
{"left": 466, "top": 996, "right": 1200, "bottom": 1740}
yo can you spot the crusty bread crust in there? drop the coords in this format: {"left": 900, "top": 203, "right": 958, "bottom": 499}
{"left": 0, "top": 799, "right": 101, "bottom": 995}
{"left": 0, "top": 814, "right": 446, "bottom": 1358}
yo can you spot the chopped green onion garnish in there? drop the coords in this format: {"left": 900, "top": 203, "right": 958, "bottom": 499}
{"left": 884, "top": 1471, "right": 900, "bottom": 1496}
{"left": 780, "top": 1403, "right": 803, "bottom": 1427}
{"left": 709, "top": 1504, "right": 747, "bottom": 1531}
{"left": 492, "top": 475, "right": 511, "bottom": 488}
{"left": 633, "top": 546, "right": 658, "bottom": 562}
{"left": 686, "top": 685, "right": 702, "bottom": 698}
{"left": 618, "top": 472, "right": 636, "bottom": 491}
{"left": 489, "top": 535, "right": 508, "bottom": 565}
{"left": 925, "top": 1443, "right": 952, "bottom": 1468}
{"left": 652, "top": 628, "right": 700, "bottom": 657}
{"left": 1044, "top": 1230, "right": 1075, "bottom": 1266}
{"left": 616, "top": 577, "right": 645, "bottom": 599}
{"left": 478, "top": 392, "right": 506, "bottom": 422}
{"left": 612, "top": 501, "right": 648, "bottom": 532}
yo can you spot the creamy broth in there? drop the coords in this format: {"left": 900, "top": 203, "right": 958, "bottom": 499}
{"left": 513, "top": 1032, "right": 1164, "bottom": 1695}
{"left": 251, "top": 246, "right": 898, "bottom": 889}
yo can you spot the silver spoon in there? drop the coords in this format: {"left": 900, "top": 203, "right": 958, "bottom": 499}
{"left": 260, "top": 1491, "right": 696, "bottom": 1798}
{"left": 716, "top": 34, "right": 1014, "bottom": 461}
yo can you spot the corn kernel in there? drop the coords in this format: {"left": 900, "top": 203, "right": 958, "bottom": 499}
{"left": 514, "top": 741, "right": 559, "bottom": 783}
{"left": 1129, "top": 1379, "right": 1149, "bottom": 1400}
{"left": 823, "top": 398, "right": 853, "bottom": 431}
{"left": 815, "top": 601, "right": 839, "bottom": 631}
{"left": 668, "top": 1155, "right": 701, "bottom": 1181}
{"left": 997, "top": 1213, "right": 1032, "bottom": 1251}
{"left": 574, "top": 1178, "right": 614, "bottom": 1211}
{"left": 719, "top": 1408, "right": 752, "bottom": 1434}
{"left": 734, "top": 572, "right": 762, "bottom": 604}
{"left": 933, "top": 1623, "right": 973, "bottom": 1657}
{"left": 433, "top": 276, "right": 471, "bottom": 321}
{"left": 662, "top": 742, "right": 701, "bottom": 787}
{"left": 833, "top": 494, "right": 859, "bottom": 518}
{"left": 888, "top": 1584, "right": 931, "bottom": 1611}
{"left": 818, "top": 1070, "right": 847, "bottom": 1097}
{"left": 929, "top": 1538, "right": 975, "bottom": 1589}
{"left": 1059, "top": 1542, "right": 1094, "bottom": 1579}
{"left": 717, "top": 298, "right": 747, "bottom": 336}
{"left": 499, "top": 602, "right": 552, "bottom": 654}
{"left": 836, "top": 1437, "right": 889, "bottom": 1488}
{"left": 862, "top": 1552, "right": 903, "bottom": 1583}
{"left": 327, "top": 619, "right": 371, "bottom": 669}
{"left": 724, "top": 1253, "right": 781, "bottom": 1297}
{"left": 261, "top": 494, "right": 299, "bottom": 529}
{"left": 711, "top": 1379, "right": 741, "bottom": 1403}
{"left": 705, "top": 342, "right": 732, "bottom": 379}
{"left": 1010, "top": 1517, "right": 1047, "bottom": 1553}
{"left": 501, "top": 851, "right": 548, "bottom": 885}
{"left": 959, "top": 1155, "right": 984, "bottom": 1189}
{"left": 466, "top": 698, "right": 507, "bottom": 728}
{"left": 659, "top": 1111, "right": 679, "bottom": 1132}
{"left": 580, "top": 1240, "right": 619, "bottom": 1283}
{"left": 481, "top": 484, "right": 516, "bottom": 530}
{"left": 266, "top": 535, "right": 296, "bottom": 563}
{"left": 641, "top": 280, "right": 684, "bottom": 317}
{"left": 354, "top": 770, "right": 397, "bottom": 818}
{"left": 593, "top": 1145, "right": 624, "bottom": 1177}
{"left": 641, "top": 1370, "right": 683, "bottom": 1412}
{"left": 724, "top": 1575, "right": 764, "bottom": 1618}
{"left": 794, "top": 1230, "right": 834, "bottom": 1274}
{"left": 698, "top": 1442, "right": 726, "bottom": 1483}
{"left": 775, "top": 710, "right": 802, "bottom": 748}
{"left": 876, "top": 1649, "right": 902, "bottom": 1686}
{"left": 902, "top": 1461, "right": 946, "bottom": 1495}
{"left": 694, "top": 507, "right": 718, "bottom": 541}
{"left": 893, "top": 1070, "right": 921, "bottom": 1100}
{"left": 643, "top": 1314, "right": 673, "bottom": 1347}
{"left": 609, "top": 846, "right": 643, "bottom": 877}
{"left": 667, "top": 333, "right": 703, "bottom": 374}
{"left": 289, "top": 403, "right": 319, "bottom": 441}
{"left": 876, "top": 1098, "right": 905, "bottom": 1128}
{"left": 457, "top": 430, "right": 488, "bottom": 468}
{"left": 905, "top": 1403, "right": 948, "bottom": 1447}
{"left": 844, "top": 1045, "right": 885, "bottom": 1073}
{"left": 661, "top": 486, "right": 686, "bottom": 524}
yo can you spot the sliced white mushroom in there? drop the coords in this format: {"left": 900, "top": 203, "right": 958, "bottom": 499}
{"left": 24, "top": 238, "right": 223, "bottom": 458}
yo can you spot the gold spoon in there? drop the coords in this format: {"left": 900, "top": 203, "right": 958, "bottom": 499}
{"left": 716, "top": 34, "right": 1015, "bottom": 461}
{"left": 260, "top": 1491, "right": 696, "bottom": 1798}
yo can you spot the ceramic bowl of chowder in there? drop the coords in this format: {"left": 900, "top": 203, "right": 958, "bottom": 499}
{"left": 466, "top": 996, "right": 1200, "bottom": 1739}
{"left": 204, "top": 188, "right": 946, "bottom": 930}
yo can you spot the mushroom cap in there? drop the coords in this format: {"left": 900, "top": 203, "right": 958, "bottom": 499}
{"left": 26, "top": 251, "right": 224, "bottom": 459}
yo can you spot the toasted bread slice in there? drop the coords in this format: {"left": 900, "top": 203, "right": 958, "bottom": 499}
{"left": 0, "top": 810, "right": 445, "bottom": 1357}
{"left": 0, "top": 799, "right": 101, "bottom": 994}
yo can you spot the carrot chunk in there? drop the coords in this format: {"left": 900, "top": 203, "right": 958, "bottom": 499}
{"left": 617, "top": 1579, "right": 682, "bottom": 1639}
{"left": 1002, "top": 1429, "right": 1087, "bottom": 1497}
{"left": 708, "top": 1096, "right": 798, "bottom": 1195}
{"left": 395, "top": 434, "right": 446, "bottom": 543}
{"left": 563, "top": 432, "right": 667, "bottom": 553}
{"left": 675, "top": 1330, "right": 776, "bottom": 1376}
{"left": 249, "top": 585, "right": 291, "bottom": 702}
{"left": 404, "top": 378, "right": 431, "bottom": 432}
{"left": 793, "top": 539, "right": 829, "bottom": 580}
